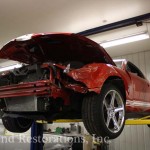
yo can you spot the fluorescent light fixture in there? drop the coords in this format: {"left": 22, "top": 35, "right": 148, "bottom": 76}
{"left": 100, "top": 33, "right": 149, "bottom": 48}
{"left": 0, "top": 64, "right": 22, "bottom": 72}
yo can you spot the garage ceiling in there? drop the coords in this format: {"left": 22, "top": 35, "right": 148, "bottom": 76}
{"left": 0, "top": 0, "right": 150, "bottom": 58}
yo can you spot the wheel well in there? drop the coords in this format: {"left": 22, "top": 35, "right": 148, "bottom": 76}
{"left": 104, "top": 76, "right": 126, "bottom": 102}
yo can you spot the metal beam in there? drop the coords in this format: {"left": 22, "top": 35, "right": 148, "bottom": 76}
{"left": 78, "top": 13, "right": 150, "bottom": 36}
{"left": 125, "top": 116, "right": 150, "bottom": 125}
{"left": 125, "top": 119, "right": 150, "bottom": 125}
{"left": 37, "top": 117, "right": 150, "bottom": 125}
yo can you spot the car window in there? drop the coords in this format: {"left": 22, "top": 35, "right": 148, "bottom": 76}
{"left": 114, "top": 61, "right": 123, "bottom": 69}
{"left": 113, "top": 59, "right": 125, "bottom": 69}
{"left": 126, "top": 61, "right": 145, "bottom": 79}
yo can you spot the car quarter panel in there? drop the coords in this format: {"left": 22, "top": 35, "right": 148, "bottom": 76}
{"left": 67, "top": 63, "right": 127, "bottom": 93}
{"left": 68, "top": 63, "right": 142, "bottom": 112}
{"left": 144, "top": 80, "right": 150, "bottom": 112}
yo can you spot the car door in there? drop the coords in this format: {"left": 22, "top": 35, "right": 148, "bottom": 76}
{"left": 144, "top": 79, "right": 150, "bottom": 112}
{"left": 126, "top": 61, "right": 147, "bottom": 112}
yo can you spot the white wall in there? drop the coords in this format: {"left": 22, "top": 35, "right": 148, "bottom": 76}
{"left": 110, "top": 125, "right": 150, "bottom": 150}
{"left": 114, "top": 50, "right": 150, "bottom": 81}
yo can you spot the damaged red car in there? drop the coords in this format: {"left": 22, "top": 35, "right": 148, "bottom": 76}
{"left": 0, "top": 33, "right": 150, "bottom": 139}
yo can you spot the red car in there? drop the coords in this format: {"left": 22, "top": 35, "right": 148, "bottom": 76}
{"left": 0, "top": 33, "right": 150, "bottom": 139}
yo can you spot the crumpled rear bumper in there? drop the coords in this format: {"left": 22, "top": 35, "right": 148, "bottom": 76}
{"left": 0, "top": 80, "right": 70, "bottom": 104}
{"left": 0, "top": 80, "right": 51, "bottom": 98}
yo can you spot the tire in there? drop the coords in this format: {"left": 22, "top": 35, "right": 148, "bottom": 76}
{"left": 2, "top": 115, "right": 33, "bottom": 133}
{"left": 148, "top": 125, "right": 150, "bottom": 128}
{"left": 82, "top": 83, "right": 125, "bottom": 139}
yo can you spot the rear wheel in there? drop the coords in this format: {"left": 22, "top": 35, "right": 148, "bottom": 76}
{"left": 82, "top": 83, "right": 125, "bottom": 139}
{"left": 2, "top": 115, "right": 33, "bottom": 133}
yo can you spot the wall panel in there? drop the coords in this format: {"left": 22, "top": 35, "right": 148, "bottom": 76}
{"left": 114, "top": 50, "right": 150, "bottom": 80}
{"left": 111, "top": 50, "right": 150, "bottom": 150}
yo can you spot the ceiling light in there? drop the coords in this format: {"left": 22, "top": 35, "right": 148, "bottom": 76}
{"left": 100, "top": 33, "right": 149, "bottom": 48}
{"left": 0, "top": 64, "right": 22, "bottom": 72}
